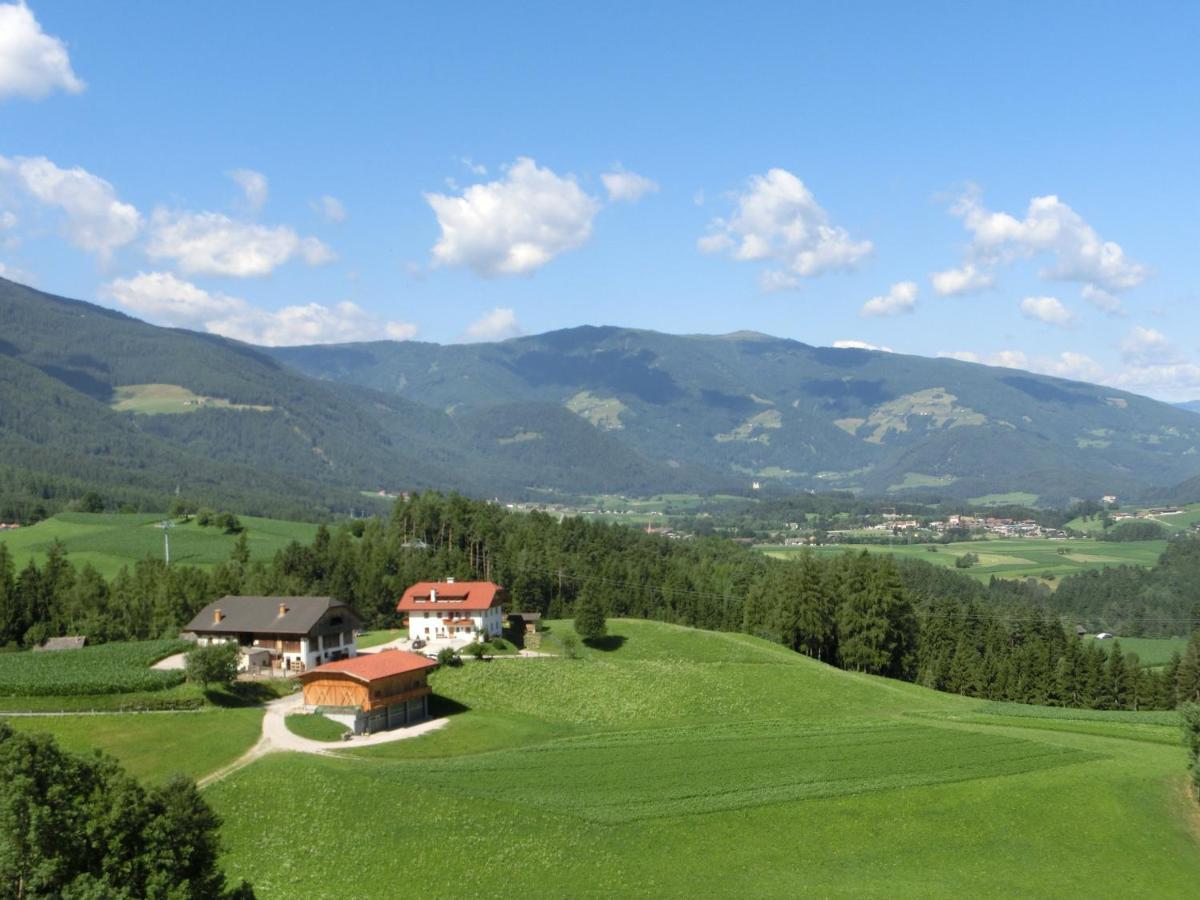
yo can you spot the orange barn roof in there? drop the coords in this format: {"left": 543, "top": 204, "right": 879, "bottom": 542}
{"left": 299, "top": 650, "right": 437, "bottom": 684}
{"left": 396, "top": 581, "right": 503, "bottom": 613}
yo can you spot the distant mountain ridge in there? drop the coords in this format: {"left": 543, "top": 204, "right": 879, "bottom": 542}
{"left": 270, "top": 325, "right": 1200, "bottom": 506}
{"left": 3, "top": 274, "right": 1200, "bottom": 511}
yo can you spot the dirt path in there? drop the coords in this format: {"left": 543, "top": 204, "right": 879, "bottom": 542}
{"left": 198, "top": 693, "right": 447, "bottom": 788}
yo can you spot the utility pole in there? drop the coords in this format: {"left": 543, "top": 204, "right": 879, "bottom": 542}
{"left": 159, "top": 520, "right": 175, "bottom": 565}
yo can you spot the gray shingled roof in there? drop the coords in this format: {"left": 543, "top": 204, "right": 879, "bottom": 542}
{"left": 186, "top": 596, "right": 362, "bottom": 636}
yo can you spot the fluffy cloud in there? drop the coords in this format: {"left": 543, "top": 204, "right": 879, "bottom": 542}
{"left": 1019, "top": 295, "right": 1075, "bottom": 327}
{"left": 0, "top": 2, "right": 84, "bottom": 101}
{"left": 464, "top": 307, "right": 522, "bottom": 342}
{"left": 938, "top": 348, "right": 1104, "bottom": 382}
{"left": 601, "top": 167, "right": 659, "bottom": 202}
{"left": 311, "top": 194, "right": 346, "bottom": 223}
{"left": 146, "top": 210, "right": 334, "bottom": 277}
{"left": 1120, "top": 325, "right": 1179, "bottom": 366}
{"left": 861, "top": 281, "right": 917, "bottom": 317}
{"left": 102, "top": 271, "right": 416, "bottom": 345}
{"left": 228, "top": 169, "right": 268, "bottom": 211}
{"left": 833, "top": 340, "right": 893, "bottom": 352}
{"left": 1080, "top": 284, "right": 1123, "bottom": 315}
{"left": 938, "top": 187, "right": 1147, "bottom": 297}
{"left": 426, "top": 157, "right": 600, "bottom": 276}
{"left": 699, "top": 168, "right": 871, "bottom": 289}
{"left": 929, "top": 262, "right": 994, "bottom": 297}
{"left": 0, "top": 155, "right": 141, "bottom": 257}
{"left": 1109, "top": 364, "right": 1200, "bottom": 401}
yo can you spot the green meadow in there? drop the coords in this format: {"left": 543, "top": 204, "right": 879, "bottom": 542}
{"left": 1065, "top": 502, "right": 1200, "bottom": 536}
{"left": 0, "top": 511, "right": 320, "bottom": 578}
{"left": 5, "top": 619, "right": 1198, "bottom": 896}
{"left": 762, "top": 537, "right": 1165, "bottom": 584}
{"left": 1086, "top": 636, "right": 1190, "bottom": 668}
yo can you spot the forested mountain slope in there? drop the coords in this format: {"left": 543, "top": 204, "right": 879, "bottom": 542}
{"left": 0, "top": 278, "right": 713, "bottom": 515}
{"left": 271, "top": 326, "right": 1200, "bottom": 504}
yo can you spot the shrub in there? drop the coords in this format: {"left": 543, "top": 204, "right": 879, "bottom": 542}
{"left": 560, "top": 633, "right": 580, "bottom": 659}
{"left": 437, "top": 647, "right": 461, "bottom": 667}
{"left": 186, "top": 642, "right": 239, "bottom": 689}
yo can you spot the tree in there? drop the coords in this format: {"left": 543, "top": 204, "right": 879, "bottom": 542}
{"left": 0, "top": 723, "right": 254, "bottom": 898}
{"left": 573, "top": 589, "right": 607, "bottom": 643}
{"left": 1178, "top": 633, "right": 1200, "bottom": 704}
{"left": 77, "top": 491, "right": 104, "bottom": 513}
{"left": 216, "top": 512, "right": 242, "bottom": 535}
{"left": 185, "top": 642, "right": 239, "bottom": 690}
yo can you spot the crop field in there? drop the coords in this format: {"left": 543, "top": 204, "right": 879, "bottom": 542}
{"left": 0, "top": 640, "right": 186, "bottom": 696}
{"left": 762, "top": 538, "right": 1165, "bottom": 583}
{"left": 0, "top": 511, "right": 320, "bottom": 578}
{"left": 189, "top": 619, "right": 1200, "bottom": 898}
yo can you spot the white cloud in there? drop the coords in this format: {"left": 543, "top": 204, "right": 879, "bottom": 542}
{"left": 0, "top": 260, "right": 35, "bottom": 283}
{"left": 930, "top": 262, "right": 994, "bottom": 297}
{"left": 1120, "top": 325, "right": 1179, "bottom": 366}
{"left": 833, "top": 340, "right": 893, "bottom": 352}
{"left": 0, "top": 210, "right": 15, "bottom": 229}
{"left": 311, "top": 194, "right": 346, "bottom": 223}
{"left": 101, "top": 271, "right": 416, "bottom": 346}
{"left": 1109, "top": 364, "right": 1200, "bottom": 401}
{"left": 699, "top": 168, "right": 871, "bottom": 288}
{"left": 939, "top": 186, "right": 1147, "bottom": 297}
{"left": 146, "top": 209, "right": 334, "bottom": 277}
{"left": 601, "top": 167, "right": 659, "bottom": 203}
{"left": 1080, "top": 284, "right": 1124, "bottom": 315}
{"left": 0, "top": 2, "right": 84, "bottom": 101}
{"left": 464, "top": 307, "right": 522, "bottom": 342}
{"left": 228, "top": 169, "right": 268, "bottom": 211}
{"left": 460, "top": 157, "right": 487, "bottom": 176}
{"left": 0, "top": 155, "right": 141, "bottom": 258}
{"left": 861, "top": 281, "right": 917, "bottom": 317}
{"left": 426, "top": 157, "right": 601, "bottom": 276}
{"left": 938, "top": 348, "right": 1106, "bottom": 384}
{"left": 1019, "top": 295, "right": 1075, "bottom": 327}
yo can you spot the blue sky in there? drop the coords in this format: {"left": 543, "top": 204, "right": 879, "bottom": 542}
{"left": 2, "top": 1, "right": 1199, "bottom": 398}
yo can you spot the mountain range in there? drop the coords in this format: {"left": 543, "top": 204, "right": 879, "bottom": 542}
{"left": 3, "top": 274, "right": 1200, "bottom": 514}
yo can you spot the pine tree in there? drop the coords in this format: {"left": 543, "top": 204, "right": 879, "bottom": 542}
{"left": 1177, "top": 633, "right": 1200, "bottom": 704}
{"left": 1106, "top": 640, "right": 1132, "bottom": 710}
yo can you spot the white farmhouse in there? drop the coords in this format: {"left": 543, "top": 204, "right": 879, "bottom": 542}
{"left": 398, "top": 580, "right": 506, "bottom": 641}
{"left": 185, "top": 595, "right": 363, "bottom": 673}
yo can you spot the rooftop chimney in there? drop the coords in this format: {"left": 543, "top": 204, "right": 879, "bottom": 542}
{"left": 278, "top": 602, "right": 289, "bottom": 617}
{"left": 213, "top": 608, "right": 223, "bottom": 623}
{"left": 430, "top": 588, "right": 437, "bottom": 602}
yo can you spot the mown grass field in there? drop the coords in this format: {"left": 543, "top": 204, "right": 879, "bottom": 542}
{"left": 285, "top": 712, "right": 348, "bottom": 742}
{"left": 194, "top": 619, "right": 1200, "bottom": 898}
{"left": 1086, "top": 636, "right": 1190, "bottom": 667}
{"left": 762, "top": 538, "right": 1165, "bottom": 584}
{"left": 1, "top": 708, "right": 263, "bottom": 782}
{"left": 0, "top": 511, "right": 320, "bottom": 578}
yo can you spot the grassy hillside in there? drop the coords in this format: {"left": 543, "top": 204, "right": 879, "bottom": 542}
{"left": 0, "top": 511, "right": 319, "bottom": 578}
{"left": 196, "top": 619, "right": 1200, "bottom": 897}
{"left": 763, "top": 538, "right": 1165, "bottom": 584}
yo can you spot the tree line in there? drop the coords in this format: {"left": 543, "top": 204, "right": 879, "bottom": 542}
{"left": 2, "top": 491, "right": 1199, "bottom": 711}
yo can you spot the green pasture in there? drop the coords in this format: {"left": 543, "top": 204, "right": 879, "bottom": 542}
{"left": 762, "top": 538, "right": 1166, "bottom": 584}
{"left": 5, "top": 619, "right": 1197, "bottom": 896}
{"left": 110, "top": 383, "right": 273, "bottom": 415}
{"left": 196, "top": 619, "right": 1200, "bottom": 897}
{"left": 1, "top": 708, "right": 263, "bottom": 782}
{"left": 355, "top": 629, "right": 404, "bottom": 649}
{"left": 1066, "top": 502, "right": 1200, "bottom": 535}
{"left": 0, "top": 511, "right": 320, "bottom": 578}
{"left": 1086, "top": 636, "right": 1190, "bottom": 668}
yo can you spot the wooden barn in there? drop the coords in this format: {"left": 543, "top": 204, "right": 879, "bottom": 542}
{"left": 299, "top": 650, "right": 438, "bottom": 732}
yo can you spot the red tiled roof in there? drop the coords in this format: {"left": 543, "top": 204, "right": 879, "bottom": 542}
{"left": 396, "top": 581, "right": 503, "bottom": 613}
{"left": 299, "top": 650, "right": 436, "bottom": 684}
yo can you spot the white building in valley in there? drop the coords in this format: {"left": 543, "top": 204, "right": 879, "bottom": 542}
{"left": 397, "top": 580, "right": 506, "bottom": 641}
